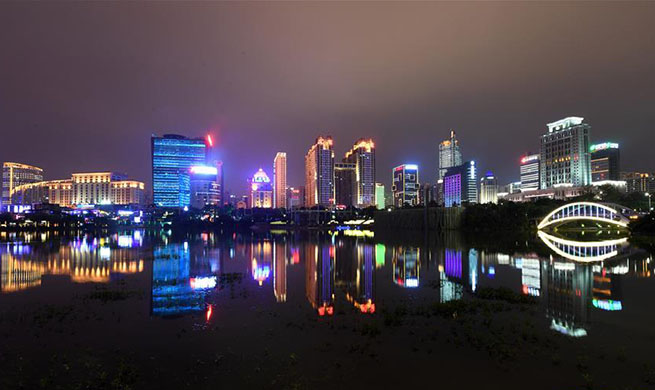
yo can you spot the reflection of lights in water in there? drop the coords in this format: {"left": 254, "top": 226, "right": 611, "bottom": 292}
{"left": 251, "top": 258, "right": 270, "bottom": 286}
{"left": 488, "top": 266, "right": 495, "bottom": 277}
{"left": 206, "top": 305, "right": 213, "bottom": 321}
{"left": 117, "top": 236, "right": 133, "bottom": 248}
{"left": 190, "top": 276, "right": 217, "bottom": 290}
{"left": 317, "top": 304, "right": 334, "bottom": 316}
{"left": 99, "top": 246, "right": 111, "bottom": 260}
{"left": 592, "top": 299, "right": 622, "bottom": 311}
{"left": 550, "top": 319, "right": 587, "bottom": 337}
{"left": 405, "top": 278, "right": 419, "bottom": 288}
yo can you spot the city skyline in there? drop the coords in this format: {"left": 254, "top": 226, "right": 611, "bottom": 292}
{"left": 2, "top": 3, "right": 654, "bottom": 196}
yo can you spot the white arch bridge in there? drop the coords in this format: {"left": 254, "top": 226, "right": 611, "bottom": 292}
{"left": 537, "top": 202, "right": 634, "bottom": 230}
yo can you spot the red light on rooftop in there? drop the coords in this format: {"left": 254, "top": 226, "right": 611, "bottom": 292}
{"left": 206, "top": 304, "right": 213, "bottom": 322}
{"left": 207, "top": 134, "right": 214, "bottom": 147}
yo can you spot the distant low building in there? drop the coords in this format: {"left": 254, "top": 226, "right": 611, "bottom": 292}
{"left": 479, "top": 171, "right": 498, "bottom": 204}
{"left": 621, "top": 171, "right": 655, "bottom": 194}
{"left": 375, "top": 183, "right": 385, "bottom": 210}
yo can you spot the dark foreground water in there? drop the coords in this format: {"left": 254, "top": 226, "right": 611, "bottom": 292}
{"left": 1, "top": 229, "right": 654, "bottom": 389}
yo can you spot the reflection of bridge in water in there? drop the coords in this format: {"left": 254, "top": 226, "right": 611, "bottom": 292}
{"left": 537, "top": 231, "right": 629, "bottom": 262}
{"left": 538, "top": 201, "right": 634, "bottom": 230}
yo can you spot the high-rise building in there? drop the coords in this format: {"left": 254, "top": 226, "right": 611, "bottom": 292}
{"left": 273, "top": 152, "right": 287, "bottom": 209}
{"left": 392, "top": 164, "right": 419, "bottom": 207}
{"left": 249, "top": 168, "right": 273, "bottom": 208}
{"left": 189, "top": 165, "right": 220, "bottom": 209}
{"left": 215, "top": 161, "right": 224, "bottom": 206}
{"left": 375, "top": 183, "right": 385, "bottom": 210}
{"left": 151, "top": 134, "right": 209, "bottom": 208}
{"left": 2, "top": 162, "right": 44, "bottom": 206}
{"left": 520, "top": 154, "right": 540, "bottom": 192}
{"left": 443, "top": 161, "right": 478, "bottom": 207}
{"left": 344, "top": 139, "right": 376, "bottom": 207}
{"left": 590, "top": 142, "right": 620, "bottom": 182}
{"left": 479, "top": 171, "right": 498, "bottom": 204}
{"left": 304, "top": 136, "right": 334, "bottom": 207}
{"left": 540, "top": 117, "right": 591, "bottom": 189}
{"left": 438, "top": 130, "right": 462, "bottom": 180}
{"left": 334, "top": 162, "right": 356, "bottom": 207}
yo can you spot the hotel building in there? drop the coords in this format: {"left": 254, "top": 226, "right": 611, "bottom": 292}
{"left": 392, "top": 164, "right": 419, "bottom": 207}
{"left": 274, "top": 152, "right": 287, "bottom": 209}
{"left": 2, "top": 162, "right": 44, "bottom": 206}
{"left": 304, "top": 136, "right": 335, "bottom": 207}
{"left": 540, "top": 117, "right": 592, "bottom": 189}
{"left": 343, "top": 139, "right": 376, "bottom": 207}
{"left": 443, "top": 161, "right": 477, "bottom": 207}
{"left": 479, "top": 171, "right": 498, "bottom": 204}
{"left": 151, "top": 134, "right": 209, "bottom": 208}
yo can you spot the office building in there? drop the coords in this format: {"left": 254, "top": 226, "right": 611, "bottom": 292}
{"left": 621, "top": 172, "right": 655, "bottom": 194}
{"left": 438, "top": 130, "right": 462, "bottom": 180}
{"left": 540, "top": 117, "right": 591, "bottom": 189}
{"left": 590, "top": 142, "right": 620, "bottom": 182}
{"left": 334, "top": 162, "right": 356, "bottom": 207}
{"left": 151, "top": 134, "right": 209, "bottom": 208}
{"left": 189, "top": 165, "right": 220, "bottom": 209}
{"left": 305, "top": 136, "right": 334, "bottom": 207}
{"left": 250, "top": 168, "right": 273, "bottom": 208}
{"left": 2, "top": 162, "right": 44, "bottom": 206}
{"left": 273, "top": 152, "right": 287, "bottom": 209}
{"left": 443, "top": 161, "right": 478, "bottom": 207}
{"left": 520, "top": 154, "right": 540, "bottom": 192}
{"left": 392, "top": 164, "right": 419, "bottom": 207}
{"left": 343, "top": 139, "right": 376, "bottom": 207}
{"left": 479, "top": 171, "right": 498, "bottom": 204}
{"left": 375, "top": 183, "right": 385, "bottom": 210}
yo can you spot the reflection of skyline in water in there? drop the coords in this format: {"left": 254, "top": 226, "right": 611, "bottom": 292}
{"left": 3, "top": 230, "right": 654, "bottom": 337}
{"left": 1, "top": 231, "right": 145, "bottom": 293}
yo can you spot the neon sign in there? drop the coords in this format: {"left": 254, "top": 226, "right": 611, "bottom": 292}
{"left": 590, "top": 142, "right": 619, "bottom": 152}
{"left": 190, "top": 165, "right": 218, "bottom": 175}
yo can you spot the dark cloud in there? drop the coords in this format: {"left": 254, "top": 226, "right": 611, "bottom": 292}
{"left": 1, "top": 2, "right": 654, "bottom": 195}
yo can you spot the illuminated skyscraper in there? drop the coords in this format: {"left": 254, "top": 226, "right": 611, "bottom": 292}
{"left": 273, "top": 152, "right": 287, "bottom": 208}
{"left": 438, "top": 130, "right": 462, "bottom": 180}
{"left": 151, "top": 134, "right": 209, "bottom": 207}
{"left": 344, "top": 139, "right": 376, "bottom": 207}
{"left": 520, "top": 154, "right": 540, "bottom": 192}
{"left": 479, "top": 171, "right": 498, "bottom": 204}
{"left": 392, "top": 164, "right": 419, "bottom": 207}
{"left": 249, "top": 168, "right": 273, "bottom": 208}
{"left": 2, "top": 162, "right": 43, "bottom": 206}
{"left": 334, "top": 162, "right": 356, "bottom": 207}
{"left": 304, "top": 136, "right": 334, "bottom": 207}
{"left": 590, "top": 142, "right": 620, "bottom": 182}
{"left": 443, "top": 161, "right": 477, "bottom": 207}
{"left": 540, "top": 117, "right": 591, "bottom": 189}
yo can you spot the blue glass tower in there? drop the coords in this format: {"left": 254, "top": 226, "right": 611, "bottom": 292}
{"left": 151, "top": 134, "right": 208, "bottom": 207}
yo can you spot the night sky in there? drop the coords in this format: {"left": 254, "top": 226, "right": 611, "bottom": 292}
{"left": 2, "top": 2, "right": 654, "bottom": 197}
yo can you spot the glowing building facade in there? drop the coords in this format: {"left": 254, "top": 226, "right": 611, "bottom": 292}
{"left": 392, "top": 164, "right": 419, "bottom": 207}
{"left": 540, "top": 117, "right": 592, "bottom": 189}
{"left": 590, "top": 142, "right": 620, "bottom": 182}
{"left": 286, "top": 186, "right": 304, "bottom": 209}
{"left": 2, "top": 162, "right": 44, "bottom": 206}
{"left": 151, "top": 134, "right": 209, "bottom": 207}
{"left": 71, "top": 172, "right": 126, "bottom": 205}
{"left": 274, "top": 152, "right": 287, "bottom": 209}
{"left": 443, "top": 161, "right": 477, "bottom": 207}
{"left": 304, "top": 136, "right": 334, "bottom": 207}
{"left": 189, "top": 165, "right": 220, "bottom": 209}
{"left": 343, "top": 139, "right": 376, "bottom": 207}
{"left": 520, "top": 154, "right": 540, "bottom": 192}
{"left": 479, "top": 171, "right": 498, "bottom": 204}
{"left": 249, "top": 168, "right": 273, "bottom": 208}
{"left": 375, "top": 183, "right": 385, "bottom": 210}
